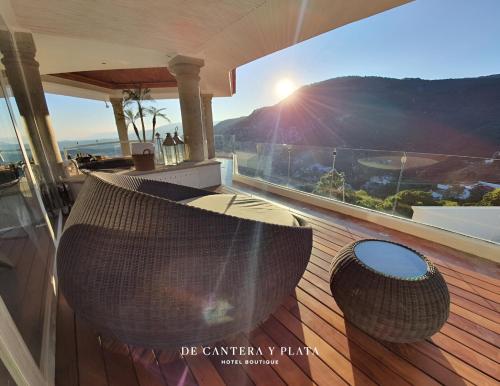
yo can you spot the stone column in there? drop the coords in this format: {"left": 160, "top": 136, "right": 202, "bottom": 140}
{"left": 201, "top": 93, "right": 215, "bottom": 159}
{"left": 168, "top": 55, "right": 207, "bottom": 162}
{"left": 0, "top": 31, "right": 62, "bottom": 183}
{"left": 110, "top": 97, "right": 131, "bottom": 156}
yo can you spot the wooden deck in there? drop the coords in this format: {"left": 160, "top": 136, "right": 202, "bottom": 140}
{"left": 0, "top": 223, "right": 54, "bottom": 365}
{"left": 55, "top": 184, "right": 499, "bottom": 386}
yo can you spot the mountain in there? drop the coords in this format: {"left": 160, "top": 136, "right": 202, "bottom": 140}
{"left": 214, "top": 75, "right": 500, "bottom": 157}
{"left": 213, "top": 116, "right": 246, "bottom": 135}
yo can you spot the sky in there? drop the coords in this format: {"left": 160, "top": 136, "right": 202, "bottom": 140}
{"left": 46, "top": 0, "right": 500, "bottom": 140}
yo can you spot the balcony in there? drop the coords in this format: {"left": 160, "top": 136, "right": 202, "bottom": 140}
{"left": 54, "top": 163, "right": 499, "bottom": 386}
{"left": 1, "top": 1, "right": 499, "bottom": 384}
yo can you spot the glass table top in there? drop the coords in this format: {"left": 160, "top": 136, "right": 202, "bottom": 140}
{"left": 354, "top": 240, "right": 428, "bottom": 278}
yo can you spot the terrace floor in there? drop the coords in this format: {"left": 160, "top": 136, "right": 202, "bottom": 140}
{"left": 55, "top": 182, "right": 499, "bottom": 386}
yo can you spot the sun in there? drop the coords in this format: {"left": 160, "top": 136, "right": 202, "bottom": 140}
{"left": 275, "top": 78, "right": 297, "bottom": 100}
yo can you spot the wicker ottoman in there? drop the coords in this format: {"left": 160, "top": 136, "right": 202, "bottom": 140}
{"left": 330, "top": 239, "right": 449, "bottom": 342}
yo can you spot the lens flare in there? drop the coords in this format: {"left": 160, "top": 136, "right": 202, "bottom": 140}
{"left": 275, "top": 78, "right": 297, "bottom": 100}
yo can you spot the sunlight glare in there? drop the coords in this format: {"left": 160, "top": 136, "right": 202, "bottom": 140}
{"left": 275, "top": 78, "right": 297, "bottom": 100}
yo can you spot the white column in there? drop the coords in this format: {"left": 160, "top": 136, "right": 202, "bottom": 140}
{"left": 0, "top": 31, "right": 63, "bottom": 182}
{"left": 201, "top": 93, "right": 215, "bottom": 159}
{"left": 168, "top": 55, "right": 207, "bottom": 162}
{"left": 110, "top": 97, "right": 131, "bottom": 156}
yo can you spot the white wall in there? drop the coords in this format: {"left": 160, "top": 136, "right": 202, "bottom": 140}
{"left": 412, "top": 206, "right": 500, "bottom": 243}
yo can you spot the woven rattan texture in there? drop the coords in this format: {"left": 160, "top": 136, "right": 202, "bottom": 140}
{"left": 329, "top": 240, "right": 450, "bottom": 343}
{"left": 57, "top": 172, "right": 312, "bottom": 349}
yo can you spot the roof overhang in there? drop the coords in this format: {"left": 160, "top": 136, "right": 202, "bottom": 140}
{"left": 46, "top": 67, "right": 180, "bottom": 100}
{"left": 41, "top": 68, "right": 236, "bottom": 100}
{"left": 0, "top": 0, "right": 411, "bottom": 99}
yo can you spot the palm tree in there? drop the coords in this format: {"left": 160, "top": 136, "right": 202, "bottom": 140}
{"left": 123, "top": 88, "right": 152, "bottom": 142}
{"left": 146, "top": 107, "right": 170, "bottom": 141}
{"left": 123, "top": 108, "right": 141, "bottom": 142}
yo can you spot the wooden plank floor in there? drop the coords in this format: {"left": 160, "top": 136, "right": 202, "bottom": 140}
{"left": 0, "top": 223, "right": 54, "bottom": 365}
{"left": 56, "top": 185, "right": 500, "bottom": 386}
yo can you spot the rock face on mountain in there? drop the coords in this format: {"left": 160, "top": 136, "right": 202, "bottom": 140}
{"left": 215, "top": 75, "right": 500, "bottom": 157}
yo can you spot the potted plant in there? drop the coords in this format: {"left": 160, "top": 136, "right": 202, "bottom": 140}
{"left": 122, "top": 88, "right": 170, "bottom": 171}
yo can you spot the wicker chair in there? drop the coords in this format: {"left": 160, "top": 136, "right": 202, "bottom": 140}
{"left": 57, "top": 172, "right": 312, "bottom": 349}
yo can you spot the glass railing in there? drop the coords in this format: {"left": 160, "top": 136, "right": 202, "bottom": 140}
{"left": 62, "top": 140, "right": 127, "bottom": 160}
{"left": 233, "top": 142, "right": 500, "bottom": 243}
{"left": 61, "top": 140, "right": 137, "bottom": 172}
{"left": 0, "top": 147, "right": 24, "bottom": 164}
{"left": 214, "top": 134, "right": 235, "bottom": 158}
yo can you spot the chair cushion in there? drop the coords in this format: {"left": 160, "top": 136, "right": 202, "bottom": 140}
{"left": 181, "top": 194, "right": 299, "bottom": 227}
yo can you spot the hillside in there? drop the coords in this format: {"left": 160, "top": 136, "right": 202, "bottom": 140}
{"left": 215, "top": 75, "right": 500, "bottom": 157}
{"left": 213, "top": 116, "right": 246, "bottom": 135}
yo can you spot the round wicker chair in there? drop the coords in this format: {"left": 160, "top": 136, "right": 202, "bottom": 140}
{"left": 57, "top": 172, "right": 312, "bottom": 349}
{"left": 330, "top": 239, "right": 449, "bottom": 343}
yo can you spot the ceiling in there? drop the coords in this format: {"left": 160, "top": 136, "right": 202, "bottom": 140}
{"left": 51, "top": 67, "right": 178, "bottom": 90}
{"left": 0, "top": 0, "right": 411, "bottom": 99}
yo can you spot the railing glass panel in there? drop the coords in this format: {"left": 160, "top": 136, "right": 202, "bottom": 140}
{"left": 232, "top": 141, "right": 500, "bottom": 244}
{"left": 62, "top": 140, "right": 126, "bottom": 160}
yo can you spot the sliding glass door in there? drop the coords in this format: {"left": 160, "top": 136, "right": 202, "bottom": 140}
{"left": 0, "top": 65, "right": 57, "bottom": 385}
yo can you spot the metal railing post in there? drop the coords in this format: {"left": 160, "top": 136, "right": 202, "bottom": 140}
{"left": 256, "top": 143, "right": 262, "bottom": 177}
{"left": 330, "top": 148, "right": 337, "bottom": 198}
{"left": 287, "top": 145, "right": 292, "bottom": 187}
{"left": 341, "top": 172, "right": 346, "bottom": 202}
{"left": 392, "top": 152, "right": 407, "bottom": 214}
